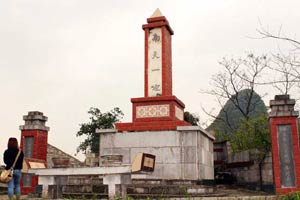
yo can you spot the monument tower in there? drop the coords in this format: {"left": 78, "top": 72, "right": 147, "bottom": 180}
{"left": 99, "top": 9, "right": 214, "bottom": 182}
{"left": 116, "top": 9, "right": 189, "bottom": 131}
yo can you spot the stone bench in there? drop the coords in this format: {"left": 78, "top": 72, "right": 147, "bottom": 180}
{"left": 28, "top": 166, "right": 132, "bottom": 199}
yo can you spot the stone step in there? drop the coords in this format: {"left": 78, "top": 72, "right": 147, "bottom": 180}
{"left": 63, "top": 192, "right": 107, "bottom": 199}
{"left": 127, "top": 193, "right": 226, "bottom": 199}
{"left": 59, "top": 178, "right": 215, "bottom": 198}
{"left": 59, "top": 184, "right": 214, "bottom": 199}
{"left": 128, "top": 184, "right": 214, "bottom": 195}
{"left": 62, "top": 184, "right": 108, "bottom": 193}
{"left": 132, "top": 179, "right": 215, "bottom": 185}
{"left": 131, "top": 179, "right": 205, "bottom": 185}
{"left": 62, "top": 192, "right": 222, "bottom": 200}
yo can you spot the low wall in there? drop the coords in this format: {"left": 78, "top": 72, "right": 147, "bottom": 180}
{"left": 229, "top": 152, "right": 273, "bottom": 188}
{"left": 214, "top": 141, "right": 273, "bottom": 190}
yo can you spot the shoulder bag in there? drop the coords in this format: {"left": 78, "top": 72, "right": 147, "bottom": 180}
{"left": 0, "top": 149, "right": 21, "bottom": 183}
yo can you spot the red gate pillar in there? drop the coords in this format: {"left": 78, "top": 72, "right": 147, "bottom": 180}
{"left": 19, "top": 111, "right": 49, "bottom": 194}
{"left": 269, "top": 95, "right": 300, "bottom": 194}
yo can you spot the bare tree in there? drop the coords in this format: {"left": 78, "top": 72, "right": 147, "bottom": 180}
{"left": 270, "top": 54, "right": 299, "bottom": 94}
{"left": 257, "top": 25, "right": 300, "bottom": 97}
{"left": 257, "top": 25, "right": 300, "bottom": 50}
{"left": 203, "top": 54, "right": 269, "bottom": 135}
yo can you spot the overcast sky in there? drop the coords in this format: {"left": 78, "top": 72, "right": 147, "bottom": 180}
{"left": 1, "top": 0, "right": 299, "bottom": 163}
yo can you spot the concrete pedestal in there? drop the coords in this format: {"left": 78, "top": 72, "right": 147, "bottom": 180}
{"left": 98, "top": 126, "right": 215, "bottom": 181}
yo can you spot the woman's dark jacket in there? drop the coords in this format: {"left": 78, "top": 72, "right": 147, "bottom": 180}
{"left": 3, "top": 148, "right": 24, "bottom": 170}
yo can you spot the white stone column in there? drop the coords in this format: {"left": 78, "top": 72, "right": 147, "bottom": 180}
{"left": 103, "top": 174, "right": 132, "bottom": 199}
{"left": 38, "top": 176, "right": 55, "bottom": 198}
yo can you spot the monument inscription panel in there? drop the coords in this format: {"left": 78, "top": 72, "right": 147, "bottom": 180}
{"left": 24, "top": 136, "right": 34, "bottom": 158}
{"left": 148, "top": 27, "right": 162, "bottom": 96}
{"left": 277, "top": 124, "right": 296, "bottom": 187}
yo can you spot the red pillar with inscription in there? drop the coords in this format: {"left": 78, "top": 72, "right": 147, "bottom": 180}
{"left": 19, "top": 111, "right": 49, "bottom": 194}
{"left": 116, "top": 9, "right": 189, "bottom": 131}
{"left": 269, "top": 95, "right": 300, "bottom": 194}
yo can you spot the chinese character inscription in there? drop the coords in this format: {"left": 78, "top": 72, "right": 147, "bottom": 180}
{"left": 148, "top": 28, "right": 162, "bottom": 97}
{"left": 151, "top": 33, "right": 160, "bottom": 42}
{"left": 152, "top": 51, "right": 160, "bottom": 59}
{"left": 278, "top": 125, "right": 296, "bottom": 187}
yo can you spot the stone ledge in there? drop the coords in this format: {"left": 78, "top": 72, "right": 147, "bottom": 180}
{"left": 96, "top": 128, "right": 117, "bottom": 134}
{"left": 19, "top": 124, "right": 50, "bottom": 131}
{"left": 270, "top": 99, "right": 295, "bottom": 106}
{"left": 269, "top": 111, "right": 299, "bottom": 117}
{"left": 29, "top": 166, "right": 131, "bottom": 176}
{"left": 177, "top": 126, "right": 215, "bottom": 141}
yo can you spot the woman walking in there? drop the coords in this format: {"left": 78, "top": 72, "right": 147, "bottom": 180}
{"left": 3, "top": 137, "right": 24, "bottom": 200}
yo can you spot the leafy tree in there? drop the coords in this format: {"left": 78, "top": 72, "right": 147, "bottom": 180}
{"left": 184, "top": 111, "right": 200, "bottom": 126}
{"left": 76, "top": 107, "right": 124, "bottom": 154}
{"left": 230, "top": 115, "right": 271, "bottom": 190}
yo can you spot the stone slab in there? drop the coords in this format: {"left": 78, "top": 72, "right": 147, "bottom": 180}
{"left": 29, "top": 166, "right": 131, "bottom": 176}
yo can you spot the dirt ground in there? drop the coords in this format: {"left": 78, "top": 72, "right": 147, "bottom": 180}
{"left": 0, "top": 185, "right": 274, "bottom": 199}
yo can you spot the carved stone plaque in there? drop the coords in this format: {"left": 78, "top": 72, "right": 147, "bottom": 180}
{"left": 277, "top": 124, "right": 296, "bottom": 187}
{"left": 24, "top": 136, "right": 34, "bottom": 158}
{"left": 22, "top": 174, "right": 32, "bottom": 187}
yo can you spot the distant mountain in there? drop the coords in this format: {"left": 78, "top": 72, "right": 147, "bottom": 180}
{"left": 206, "top": 89, "right": 267, "bottom": 141}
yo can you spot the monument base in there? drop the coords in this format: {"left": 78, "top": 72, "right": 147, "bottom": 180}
{"left": 97, "top": 126, "right": 215, "bottom": 181}
{"left": 115, "top": 120, "right": 189, "bottom": 132}
{"left": 116, "top": 95, "right": 190, "bottom": 131}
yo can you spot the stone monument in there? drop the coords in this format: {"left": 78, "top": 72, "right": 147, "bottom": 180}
{"left": 98, "top": 9, "right": 215, "bottom": 182}
{"left": 20, "top": 111, "right": 49, "bottom": 194}
{"left": 269, "top": 95, "right": 300, "bottom": 194}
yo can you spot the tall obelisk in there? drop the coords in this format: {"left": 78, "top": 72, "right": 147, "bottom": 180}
{"left": 116, "top": 9, "right": 189, "bottom": 131}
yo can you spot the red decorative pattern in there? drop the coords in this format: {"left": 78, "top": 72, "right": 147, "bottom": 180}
{"left": 136, "top": 104, "right": 169, "bottom": 118}
{"left": 131, "top": 96, "right": 184, "bottom": 122}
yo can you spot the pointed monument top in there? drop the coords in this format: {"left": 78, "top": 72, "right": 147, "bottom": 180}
{"left": 150, "top": 8, "right": 163, "bottom": 18}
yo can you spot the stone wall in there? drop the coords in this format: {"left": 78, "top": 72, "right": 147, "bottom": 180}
{"left": 229, "top": 151, "right": 273, "bottom": 185}
{"left": 214, "top": 141, "right": 273, "bottom": 188}
{"left": 98, "top": 126, "right": 215, "bottom": 180}
{"left": 47, "top": 144, "right": 84, "bottom": 168}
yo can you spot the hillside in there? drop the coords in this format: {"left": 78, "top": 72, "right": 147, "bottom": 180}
{"left": 207, "top": 89, "right": 267, "bottom": 141}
